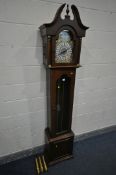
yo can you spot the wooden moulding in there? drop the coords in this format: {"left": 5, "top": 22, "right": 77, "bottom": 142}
{"left": 44, "top": 128, "right": 74, "bottom": 166}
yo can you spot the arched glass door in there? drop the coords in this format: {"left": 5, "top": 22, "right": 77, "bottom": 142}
{"left": 56, "top": 74, "right": 71, "bottom": 134}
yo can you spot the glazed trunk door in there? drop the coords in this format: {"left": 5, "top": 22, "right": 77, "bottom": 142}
{"left": 50, "top": 69, "right": 75, "bottom": 136}
{"left": 56, "top": 75, "right": 71, "bottom": 134}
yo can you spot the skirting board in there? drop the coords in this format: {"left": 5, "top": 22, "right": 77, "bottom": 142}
{"left": 0, "top": 125, "right": 116, "bottom": 166}
{"left": 74, "top": 125, "right": 116, "bottom": 142}
{"left": 0, "top": 145, "right": 44, "bottom": 166}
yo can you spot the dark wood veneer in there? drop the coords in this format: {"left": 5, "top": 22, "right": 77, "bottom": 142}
{"left": 39, "top": 3, "right": 88, "bottom": 165}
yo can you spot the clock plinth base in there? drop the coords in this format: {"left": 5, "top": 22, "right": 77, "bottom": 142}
{"left": 44, "top": 128, "right": 74, "bottom": 166}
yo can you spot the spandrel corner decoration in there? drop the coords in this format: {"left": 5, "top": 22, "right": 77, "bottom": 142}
{"left": 39, "top": 3, "right": 89, "bottom": 168}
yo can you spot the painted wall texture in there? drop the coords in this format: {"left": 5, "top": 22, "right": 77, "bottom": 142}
{"left": 0, "top": 0, "right": 116, "bottom": 157}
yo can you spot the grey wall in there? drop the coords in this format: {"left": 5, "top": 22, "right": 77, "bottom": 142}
{"left": 0, "top": 0, "right": 116, "bottom": 157}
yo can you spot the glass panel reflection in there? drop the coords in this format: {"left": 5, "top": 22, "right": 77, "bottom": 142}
{"left": 56, "top": 75, "right": 71, "bottom": 134}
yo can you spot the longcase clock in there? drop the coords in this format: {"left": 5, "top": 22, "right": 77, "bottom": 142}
{"left": 40, "top": 4, "right": 89, "bottom": 166}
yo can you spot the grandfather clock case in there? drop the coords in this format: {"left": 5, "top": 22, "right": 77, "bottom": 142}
{"left": 40, "top": 4, "right": 88, "bottom": 165}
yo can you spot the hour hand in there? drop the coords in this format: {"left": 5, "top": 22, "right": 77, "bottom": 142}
{"left": 59, "top": 49, "right": 67, "bottom": 56}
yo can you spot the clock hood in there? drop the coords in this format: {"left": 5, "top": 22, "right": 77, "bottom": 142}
{"left": 39, "top": 4, "right": 89, "bottom": 37}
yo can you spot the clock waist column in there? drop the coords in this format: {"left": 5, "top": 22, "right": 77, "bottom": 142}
{"left": 46, "top": 67, "right": 76, "bottom": 138}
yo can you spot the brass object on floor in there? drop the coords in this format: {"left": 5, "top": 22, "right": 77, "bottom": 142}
{"left": 39, "top": 156, "right": 44, "bottom": 173}
{"left": 35, "top": 155, "right": 48, "bottom": 174}
{"left": 42, "top": 155, "right": 48, "bottom": 172}
{"left": 35, "top": 158, "right": 40, "bottom": 175}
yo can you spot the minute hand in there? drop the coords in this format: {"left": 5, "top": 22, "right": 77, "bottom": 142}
{"left": 59, "top": 47, "right": 70, "bottom": 56}
{"left": 59, "top": 49, "right": 67, "bottom": 55}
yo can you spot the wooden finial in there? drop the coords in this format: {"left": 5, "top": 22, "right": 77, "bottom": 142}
{"left": 66, "top": 4, "right": 70, "bottom": 16}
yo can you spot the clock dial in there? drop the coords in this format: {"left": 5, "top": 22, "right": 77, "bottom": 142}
{"left": 55, "top": 30, "right": 73, "bottom": 63}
